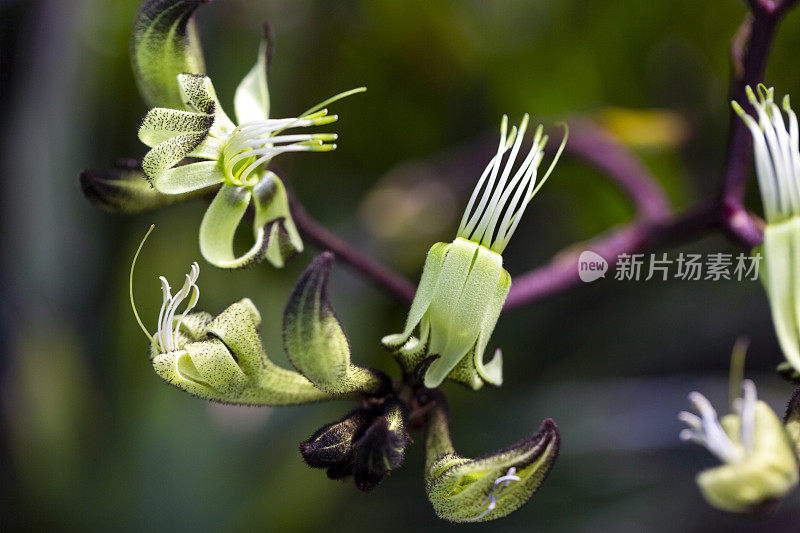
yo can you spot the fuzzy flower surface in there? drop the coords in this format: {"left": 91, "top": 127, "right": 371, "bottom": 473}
{"left": 383, "top": 115, "right": 566, "bottom": 389}
{"left": 138, "top": 40, "right": 363, "bottom": 269}
{"left": 734, "top": 85, "right": 800, "bottom": 372}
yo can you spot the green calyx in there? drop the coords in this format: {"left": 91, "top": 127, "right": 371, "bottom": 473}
{"left": 761, "top": 219, "right": 800, "bottom": 374}
{"left": 382, "top": 238, "right": 509, "bottom": 390}
{"left": 424, "top": 402, "right": 560, "bottom": 522}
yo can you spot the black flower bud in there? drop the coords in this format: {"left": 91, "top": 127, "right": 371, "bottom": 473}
{"left": 353, "top": 399, "right": 412, "bottom": 492}
{"left": 300, "top": 408, "right": 372, "bottom": 469}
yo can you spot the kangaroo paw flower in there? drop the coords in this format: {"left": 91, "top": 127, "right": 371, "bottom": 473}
{"left": 733, "top": 85, "right": 800, "bottom": 373}
{"left": 383, "top": 115, "right": 567, "bottom": 389}
{"left": 424, "top": 399, "right": 560, "bottom": 522}
{"left": 679, "top": 378, "right": 798, "bottom": 513}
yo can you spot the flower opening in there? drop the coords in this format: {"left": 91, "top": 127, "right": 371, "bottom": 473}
{"left": 465, "top": 467, "right": 521, "bottom": 522}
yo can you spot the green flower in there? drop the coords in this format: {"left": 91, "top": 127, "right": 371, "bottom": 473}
{"left": 679, "top": 379, "right": 798, "bottom": 513}
{"left": 383, "top": 115, "right": 566, "bottom": 389}
{"left": 424, "top": 399, "right": 560, "bottom": 522}
{"left": 733, "top": 85, "right": 800, "bottom": 373}
{"left": 139, "top": 44, "right": 364, "bottom": 269}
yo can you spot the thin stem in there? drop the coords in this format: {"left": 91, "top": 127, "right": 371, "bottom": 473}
{"left": 288, "top": 195, "right": 416, "bottom": 305}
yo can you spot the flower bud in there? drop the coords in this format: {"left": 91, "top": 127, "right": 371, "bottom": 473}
{"left": 300, "top": 408, "right": 372, "bottom": 469}
{"left": 353, "top": 399, "right": 411, "bottom": 492}
{"left": 383, "top": 115, "right": 566, "bottom": 389}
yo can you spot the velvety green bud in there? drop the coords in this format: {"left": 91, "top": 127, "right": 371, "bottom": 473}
{"left": 353, "top": 399, "right": 411, "bottom": 492}
{"left": 300, "top": 408, "right": 372, "bottom": 469}
{"left": 383, "top": 115, "right": 566, "bottom": 390}
{"left": 679, "top": 379, "right": 799, "bottom": 513}
{"left": 424, "top": 399, "right": 560, "bottom": 522}
{"left": 283, "top": 253, "right": 387, "bottom": 395}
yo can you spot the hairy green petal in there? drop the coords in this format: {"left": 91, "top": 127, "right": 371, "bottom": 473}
{"left": 138, "top": 108, "right": 214, "bottom": 148}
{"left": 234, "top": 35, "right": 271, "bottom": 125}
{"left": 176, "top": 73, "right": 235, "bottom": 132}
{"left": 283, "top": 253, "right": 385, "bottom": 394}
{"left": 152, "top": 299, "right": 337, "bottom": 405}
{"left": 131, "top": 0, "right": 210, "bottom": 109}
{"left": 697, "top": 402, "right": 798, "bottom": 513}
{"left": 198, "top": 176, "right": 302, "bottom": 269}
{"left": 152, "top": 161, "right": 223, "bottom": 194}
{"left": 253, "top": 173, "right": 303, "bottom": 268}
{"left": 763, "top": 221, "right": 800, "bottom": 372}
{"left": 382, "top": 241, "right": 449, "bottom": 350}
{"left": 425, "top": 240, "right": 503, "bottom": 388}
{"left": 142, "top": 130, "right": 208, "bottom": 180}
{"left": 425, "top": 403, "right": 560, "bottom": 522}
{"left": 79, "top": 161, "right": 209, "bottom": 213}
{"left": 473, "top": 269, "right": 510, "bottom": 386}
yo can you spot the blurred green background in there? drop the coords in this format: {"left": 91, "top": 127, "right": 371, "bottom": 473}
{"left": 3, "top": 0, "right": 800, "bottom": 531}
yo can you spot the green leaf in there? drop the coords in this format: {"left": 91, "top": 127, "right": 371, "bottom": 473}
{"left": 79, "top": 160, "right": 210, "bottom": 213}
{"left": 283, "top": 252, "right": 385, "bottom": 394}
{"left": 234, "top": 28, "right": 272, "bottom": 124}
{"left": 425, "top": 402, "right": 560, "bottom": 523}
{"left": 151, "top": 299, "right": 341, "bottom": 405}
{"left": 131, "top": 0, "right": 210, "bottom": 109}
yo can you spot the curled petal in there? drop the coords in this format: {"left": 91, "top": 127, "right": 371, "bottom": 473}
{"left": 138, "top": 108, "right": 214, "bottom": 147}
{"left": 152, "top": 299, "right": 339, "bottom": 405}
{"left": 131, "top": 0, "right": 210, "bottom": 109}
{"left": 425, "top": 402, "right": 560, "bottom": 523}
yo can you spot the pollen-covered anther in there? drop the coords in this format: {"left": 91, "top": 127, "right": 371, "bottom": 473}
{"left": 156, "top": 262, "right": 200, "bottom": 352}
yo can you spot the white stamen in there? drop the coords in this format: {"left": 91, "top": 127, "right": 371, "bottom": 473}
{"left": 457, "top": 115, "right": 566, "bottom": 254}
{"left": 734, "top": 85, "right": 800, "bottom": 223}
{"left": 678, "top": 381, "right": 761, "bottom": 465}
{"left": 465, "top": 467, "right": 521, "bottom": 522}
{"left": 221, "top": 113, "right": 339, "bottom": 187}
{"left": 156, "top": 262, "right": 200, "bottom": 352}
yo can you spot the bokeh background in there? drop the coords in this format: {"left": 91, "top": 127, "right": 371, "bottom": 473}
{"left": 3, "top": 0, "right": 800, "bottom": 531}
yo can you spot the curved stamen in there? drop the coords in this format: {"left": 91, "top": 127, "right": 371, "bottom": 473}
{"left": 457, "top": 116, "right": 567, "bottom": 253}
{"left": 156, "top": 262, "right": 200, "bottom": 352}
{"left": 465, "top": 466, "right": 521, "bottom": 522}
{"left": 679, "top": 391, "right": 746, "bottom": 464}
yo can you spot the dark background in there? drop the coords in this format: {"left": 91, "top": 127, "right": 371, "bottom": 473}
{"left": 2, "top": 0, "right": 800, "bottom": 531}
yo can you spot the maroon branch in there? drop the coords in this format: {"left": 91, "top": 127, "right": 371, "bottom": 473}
{"left": 290, "top": 0, "right": 795, "bottom": 312}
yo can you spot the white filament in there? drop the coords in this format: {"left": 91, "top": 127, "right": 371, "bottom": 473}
{"left": 465, "top": 467, "right": 521, "bottom": 522}
{"left": 156, "top": 262, "right": 200, "bottom": 352}
{"left": 678, "top": 379, "right": 758, "bottom": 464}
{"left": 734, "top": 86, "right": 800, "bottom": 224}
{"left": 221, "top": 110, "right": 338, "bottom": 186}
{"left": 457, "top": 114, "right": 565, "bottom": 254}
